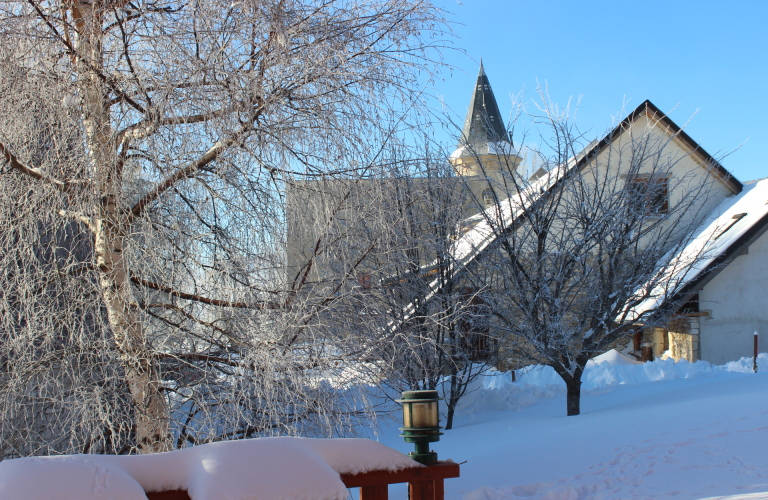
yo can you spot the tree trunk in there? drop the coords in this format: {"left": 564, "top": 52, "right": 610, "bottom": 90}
{"left": 445, "top": 405, "right": 455, "bottom": 430}
{"left": 96, "top": 225, "right": 170, "bottom": 453}
{"left": 445, "top": 372, "right": 457, "bottom": 431}
{"left": 74, "top": 1, "right": 170, "bottom": 453}
{"left": 444, "top": 326, "right": 459, "bottom": 431}
{"left": 566, "top": 378, "right": 581, "bottom": 416}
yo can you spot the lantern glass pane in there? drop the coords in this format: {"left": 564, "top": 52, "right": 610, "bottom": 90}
{"left": 411, "top": 402, "right": 436, "bottom": 428}
{"left": 429, "top": 401, "right": 439, "bottom": 427}
{"left": 403, "top": 403, "right": 411, "bottom": 427}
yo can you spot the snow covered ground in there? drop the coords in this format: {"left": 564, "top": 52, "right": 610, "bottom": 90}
{"left": 2, "top": 351, "right": 766, "bottom": 500}
{"left": 374, "top": 352, "right": 768, "bottom": 500}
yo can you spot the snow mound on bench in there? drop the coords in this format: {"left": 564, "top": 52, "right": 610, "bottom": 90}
{"left": 0, "top": 455, "right": 147, "bottom": 500}
{"left": 0, "top": 437, "right": 421, "bottom": 500}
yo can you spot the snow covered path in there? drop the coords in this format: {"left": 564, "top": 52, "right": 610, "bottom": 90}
{"left": 375, "top": 356, "right": 768, "bottom": 500}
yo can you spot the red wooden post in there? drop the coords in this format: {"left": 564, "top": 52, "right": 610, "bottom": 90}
{"left": 409, "top": 479, "right": 435, "bottom": 500}
{"left": 361, "top": 484, "right": 389, "bottom": 500}
{"left": 434, "top": 476, "right": 444, "bottom": 500}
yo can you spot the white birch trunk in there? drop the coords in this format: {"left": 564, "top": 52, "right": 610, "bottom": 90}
{"left": 73, "top": 0, "right": 170, "bottom": 453}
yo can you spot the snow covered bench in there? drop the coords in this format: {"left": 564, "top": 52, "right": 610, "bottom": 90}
{"left": 0, "top": 437, "right": 459, "bottom": 500}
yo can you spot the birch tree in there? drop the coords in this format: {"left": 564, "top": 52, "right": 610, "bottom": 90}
{"left": 0, "top": 0, "right": 447, "bottom": 456}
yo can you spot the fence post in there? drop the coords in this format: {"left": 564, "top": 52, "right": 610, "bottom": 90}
{"left": 754, "top": 331, "right": 759, "bottom": 373}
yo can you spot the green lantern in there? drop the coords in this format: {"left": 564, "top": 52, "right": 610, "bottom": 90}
{"left": 396, "top": 390, "right": 443, "bottom": 465}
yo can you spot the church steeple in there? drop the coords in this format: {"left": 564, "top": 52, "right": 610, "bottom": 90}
{"left": 459, "top": 60, "right": 510, "bottom": 152}
{"left": 450, "top": 61, "right": 520, "bottom": 178}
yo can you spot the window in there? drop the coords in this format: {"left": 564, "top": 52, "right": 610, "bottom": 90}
{"left": 627, "top": 176, "right": 668, "bottom": 215}
{"left": 482, "top": 188, "right": 495, "bottom": 206}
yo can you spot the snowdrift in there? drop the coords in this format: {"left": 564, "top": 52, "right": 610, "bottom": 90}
{"left": 451, "top": 351, "right": 768, "bottom": 417}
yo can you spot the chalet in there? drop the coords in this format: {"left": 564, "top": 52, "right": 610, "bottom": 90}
{"left": 443, "top": 64, "right": 765, "bottom": 366}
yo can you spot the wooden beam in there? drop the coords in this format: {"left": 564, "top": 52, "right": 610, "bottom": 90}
{"left": 686, "top": 312, "right": 710, "bottom": 317}
{"left": 361, "top": 484, "right": 389, "bottom": 500}
{"left": 146, "top": 491, "right": 191, "bottom": 500}
{"left": 340, "top": 462, "right": 460, "bottom": 488}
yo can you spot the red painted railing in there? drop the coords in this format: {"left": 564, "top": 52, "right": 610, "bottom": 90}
{"left": 145, "top": 461, "right": 460, "bottom": 500}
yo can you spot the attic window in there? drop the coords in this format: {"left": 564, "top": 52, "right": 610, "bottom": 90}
{"left": 627, "top": 176, "right": 668, "bottom": 215}
{"left": 714, "top": 213, "right": 747, "bottom": 241}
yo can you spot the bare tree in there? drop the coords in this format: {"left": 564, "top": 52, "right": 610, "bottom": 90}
{"left": 0, "top": 0, "right": 447, "bottom": 456}
{"left": 455, "top": 94, "right": 736, "bottom": 416}
{"left": 344, "top": 141, "right": 498, "bottom": 430}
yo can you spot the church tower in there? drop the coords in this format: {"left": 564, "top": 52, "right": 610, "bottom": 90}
{"left": 450, "top": 62, "right": 521, "bottom": 205}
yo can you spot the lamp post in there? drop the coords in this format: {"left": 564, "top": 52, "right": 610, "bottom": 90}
{"left": 397, "top": 390, "right": 443, "bottom": 465}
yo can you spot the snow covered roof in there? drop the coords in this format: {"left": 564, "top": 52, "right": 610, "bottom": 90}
{"left": 384, "top": 163, "right": 570, "bottom": 330}
{"left": 627, "top": 178, "right": 768, "bottom": 321}
{"left": 447, "top": 164, "right": 569, "bottom": 269}
{"left": 0, "top": 437, "right": 421, "bottom": 500}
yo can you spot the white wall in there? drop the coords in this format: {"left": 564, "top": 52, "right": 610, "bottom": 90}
{"left": 699, "top": 228, "right": 768, "bottom": 364}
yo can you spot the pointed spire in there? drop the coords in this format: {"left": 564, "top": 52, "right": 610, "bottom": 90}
{"left": 458, "top": 62, "right": 509, "bottom": 153}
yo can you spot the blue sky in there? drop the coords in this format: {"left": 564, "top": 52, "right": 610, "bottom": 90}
{"left": 430, "top": 0, "right": 768, "bottom": 182}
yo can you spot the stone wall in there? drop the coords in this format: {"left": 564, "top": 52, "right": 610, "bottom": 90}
{"left": 665, "top": 316, "right": 700, "bottom": 363}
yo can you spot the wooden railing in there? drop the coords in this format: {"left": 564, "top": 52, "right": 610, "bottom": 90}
{"left": 341, "top": 461, "right": 460, "bottom": 500}
{"left": 145, "top": 461, "right": 460, "bottom": 500}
